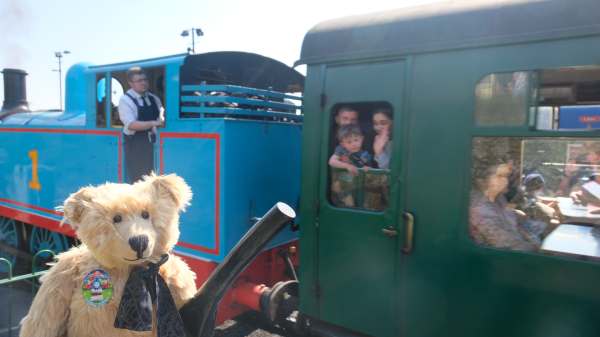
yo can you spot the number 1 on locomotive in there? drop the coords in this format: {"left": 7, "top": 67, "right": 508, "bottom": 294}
{"left": 28, "top": 149, "right": 41, "bottom": 190}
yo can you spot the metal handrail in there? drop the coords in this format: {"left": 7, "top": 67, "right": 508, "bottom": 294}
{"left": 0, "top": 250, "right": 57, "bottom": 337}
{"left": 0, "top": 249, "right": 55, "bottom": 285}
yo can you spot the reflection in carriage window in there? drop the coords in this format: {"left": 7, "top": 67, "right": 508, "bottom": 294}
{"left": 477, "top": 66, "right": 600, "bottom": 131}
{"left": 475, "top": 71, "right": 534, "bottom": 126}
{"left": 469, "top": 137, "right": 600, "bottom": 260}
{"left": 327, "top": 102, "right": 393, "bottom": 211}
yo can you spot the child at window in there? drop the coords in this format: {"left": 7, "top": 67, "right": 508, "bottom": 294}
{"left": 329, "top": 124, "right": 372, "bottom": 207}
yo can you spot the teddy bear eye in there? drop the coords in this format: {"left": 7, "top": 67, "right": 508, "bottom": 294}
{"left": 113, "top": 214, "right": 122, "bottom": 223}
{"left": 141, "top": 211, "right": 150, "bottom": 219}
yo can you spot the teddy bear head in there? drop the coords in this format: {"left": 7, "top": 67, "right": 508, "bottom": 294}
{"left": 62, "top": 174, "right": 192, "bottom": 269}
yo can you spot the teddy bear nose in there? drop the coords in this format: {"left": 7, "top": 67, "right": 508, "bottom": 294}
{"left": 128, "top": 235, "right": 149, "bottom": 258}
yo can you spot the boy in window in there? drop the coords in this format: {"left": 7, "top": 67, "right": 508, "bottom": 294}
{"left": 329, "top": 124, "right": 372, "bottom": 207}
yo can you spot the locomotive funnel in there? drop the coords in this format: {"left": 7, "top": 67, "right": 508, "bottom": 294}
{"left": 180, "top": 202, "right": 296, "bottom": 337}
{"left": 1, "top": 68, "right": 30, "bottom": 113}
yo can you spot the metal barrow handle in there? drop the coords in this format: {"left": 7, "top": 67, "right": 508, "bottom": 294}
{"left": 179, "top": 202, "right": 296, "bottom": 337}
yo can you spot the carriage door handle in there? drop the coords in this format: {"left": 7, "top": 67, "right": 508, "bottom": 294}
{"left": 402, "top": 212, "right": 415, "bottom": 254}
{"left": 381, "top": 227, "right": 398, "bottom": 237}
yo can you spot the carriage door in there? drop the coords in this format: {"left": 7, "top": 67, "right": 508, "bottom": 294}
{"left": 317, "top": 60, "right": 406, "bottom": 337}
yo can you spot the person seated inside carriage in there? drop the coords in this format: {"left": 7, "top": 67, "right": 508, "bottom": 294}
{"left": 554, "top": 143, "right": 600, "bottom": 209}
{"left": 470, "top": 157, "right": 544, "bottom": 251}
{"left": 469, "top": 139, "right": 559, "bottom": 252}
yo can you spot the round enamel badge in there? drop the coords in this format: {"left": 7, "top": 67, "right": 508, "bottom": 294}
{"left": 82, "top": 269, "right": 113, "bottom": 307}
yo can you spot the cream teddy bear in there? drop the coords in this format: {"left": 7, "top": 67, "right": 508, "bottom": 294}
{"left": 20, "top": 174, "right": 197, "bottom": 337}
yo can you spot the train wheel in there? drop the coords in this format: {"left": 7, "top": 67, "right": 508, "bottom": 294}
{"left": 29, "top": 227, "right": 69, "bottom": 272}
{"left": 0, "top": 217, "right": 20, "bottom": 274}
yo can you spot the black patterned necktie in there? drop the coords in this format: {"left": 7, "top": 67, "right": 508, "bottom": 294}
{"left": 114, "top": 254, "right": 186, "bottom": 337}
{"left": 141, "top": 95, "right": 148, "bottom": 107}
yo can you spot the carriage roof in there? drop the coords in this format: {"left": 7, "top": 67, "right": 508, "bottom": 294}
{"left": 297, "top": 0, "right": 600, "bottom": 65}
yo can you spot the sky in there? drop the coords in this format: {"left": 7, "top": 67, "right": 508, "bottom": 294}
{"left": 0, "top": 0, "right": 440, "bottom": 110}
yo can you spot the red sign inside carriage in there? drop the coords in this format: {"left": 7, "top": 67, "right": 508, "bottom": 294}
{"left": 579, "top": 115, "right": 600, "bottom": 123}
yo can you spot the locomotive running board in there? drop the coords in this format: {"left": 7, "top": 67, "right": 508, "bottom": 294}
{"left": 179, "top": 202, "right": 296, "bottom": 337}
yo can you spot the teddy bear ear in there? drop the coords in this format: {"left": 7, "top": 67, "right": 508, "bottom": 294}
{"left": 146, "top": 173, "right": 192, "bottom": 211}
{"left": 61, "top": 186, "right": 95, "bottom": 229}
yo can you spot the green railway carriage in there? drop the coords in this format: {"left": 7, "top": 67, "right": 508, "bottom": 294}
{"left": 295, "top": 1, "right": 600, "bottom": 337}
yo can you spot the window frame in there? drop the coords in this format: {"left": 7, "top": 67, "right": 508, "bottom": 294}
{"left": 325, "top": 101, "right": 395, "bottom": 213}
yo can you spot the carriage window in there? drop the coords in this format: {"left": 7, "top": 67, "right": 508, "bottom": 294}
{"left": 537, "top": 66, "right": 600, "bottom": 130}
{"left": 327, "top": 102, "right": 393, "bottom": 211}
{"left": 476, "top": 66, "right": 600, "bottom": 130}
{"left": 475, "top": 72, "right": 534, "bottom": 126}
{"left": 469, "top": 137, "right": 600, "bottom": 261}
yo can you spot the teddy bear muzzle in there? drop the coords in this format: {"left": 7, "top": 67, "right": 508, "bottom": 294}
{"left": 128, "top": 235, "right": 149, "bottom": 259}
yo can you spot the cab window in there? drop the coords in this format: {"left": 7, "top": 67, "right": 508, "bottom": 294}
{"left": 96, "top": 74, "right": 107, "bottom": 127}
{"left": 95, "top": 75, "right": 124, "bottom": 128}
{"left": 327, "top": 102, "right": 393, "bottom": 211}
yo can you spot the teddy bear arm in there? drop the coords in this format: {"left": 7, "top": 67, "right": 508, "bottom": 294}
{"left": 162, "top": 255, "right": 197, "bottom": 309}
{"left": 19, "top": 256, "right": 76, "bottom": 337}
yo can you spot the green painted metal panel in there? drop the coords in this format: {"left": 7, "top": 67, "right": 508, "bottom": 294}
{"left": 400, "top": 36, "right": 600, "bottom": 337}
{"left": 310, "top": 60, "right": 406, "bottom": 337}
{"left": 299, "top": 64, "right": 326, "bottom": 317}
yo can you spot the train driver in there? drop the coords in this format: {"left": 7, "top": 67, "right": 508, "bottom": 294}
{"left": 118, "top": 66, "right": 164, "bottom": 183}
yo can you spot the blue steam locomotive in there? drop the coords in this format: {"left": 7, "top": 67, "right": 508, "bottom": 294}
{"left": 0, "top": 51, "right": 303, "bottom": 323}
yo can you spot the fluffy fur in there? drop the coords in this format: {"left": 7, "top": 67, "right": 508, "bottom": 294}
{"left": 20, "top": 174, "right": 197, "bottom": 337}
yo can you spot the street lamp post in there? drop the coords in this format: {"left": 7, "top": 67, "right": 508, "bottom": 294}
{"left": 54, "top": 50, "right": 70, "bottom": 110}
{"left": 180, "top": 28, "right": 203, "bottom": 54}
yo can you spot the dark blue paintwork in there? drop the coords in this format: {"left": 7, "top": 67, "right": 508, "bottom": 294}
{"left": 559, "top": 105, "right": 600, "bottom": 129}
